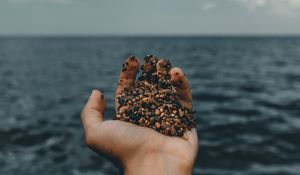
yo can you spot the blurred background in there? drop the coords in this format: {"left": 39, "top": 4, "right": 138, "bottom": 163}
{"left": 1, "top": 0, "right": 300, "bottom": 175}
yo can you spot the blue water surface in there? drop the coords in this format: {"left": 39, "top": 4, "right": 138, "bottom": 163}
{"left": 1, "top": 37, "right": 300, "bottom": 175}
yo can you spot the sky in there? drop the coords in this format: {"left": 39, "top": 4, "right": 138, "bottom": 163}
{"left": 0, "top": 0, "right": 300, "bottom": 36}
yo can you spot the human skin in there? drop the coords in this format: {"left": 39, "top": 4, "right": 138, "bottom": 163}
{"left": 80, "top": 57, "right": 198, "bottom": 175}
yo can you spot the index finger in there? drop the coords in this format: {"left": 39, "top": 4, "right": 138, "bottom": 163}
{"left": 115, "top": 56, "right": 139, "bottom": 110}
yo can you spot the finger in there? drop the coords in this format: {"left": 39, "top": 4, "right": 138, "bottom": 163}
{"left": 81, "top": 90, "right": 106, "bottom": 131}
{"left": 115, "top": 56, "right": 139, "bottom": 109}
{"left": 156, "top": 59, "right": 172, "bottom": 74}
{"left": 170, "top": 67, "right": 192, "bottom": 109}
{"left": 143, "top": 54, "right": 159, "bottom": 73}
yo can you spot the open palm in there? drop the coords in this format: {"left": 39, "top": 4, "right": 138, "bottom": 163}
{"left": 81, "top": 56, "right": 198, "bottom": 175}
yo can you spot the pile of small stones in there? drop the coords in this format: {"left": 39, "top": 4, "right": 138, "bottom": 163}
{"left": 114, "top": 55, "right": 196, "bottom": 137}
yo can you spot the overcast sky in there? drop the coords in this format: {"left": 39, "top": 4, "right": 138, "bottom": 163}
{"left": 1, "top": 0, "right": 300, "bottom": 35}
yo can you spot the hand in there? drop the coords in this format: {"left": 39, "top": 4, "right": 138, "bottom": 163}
{"left": 81, "top": 57, "right": 198, "bottom": 175}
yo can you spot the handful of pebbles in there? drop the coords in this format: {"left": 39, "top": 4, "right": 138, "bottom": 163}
{"left": 114, "top": 55, "right": 196, "bottom": 137}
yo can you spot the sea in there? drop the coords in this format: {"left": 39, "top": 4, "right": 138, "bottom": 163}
{"left": 1, "top": 36, "right": 300, "bottom": 175}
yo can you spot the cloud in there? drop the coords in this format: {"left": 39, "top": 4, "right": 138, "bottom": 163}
{"left": 196, "top": 0, "right": 300, "bottom": 15}
{"left": 201, "top": 1, "right": 216, "bottom": 11}
{"left": 231, "top": 0, "right": 300, "bottom": 15}
{"left": 232, "top": 0, "right": 267, "bottom": 9}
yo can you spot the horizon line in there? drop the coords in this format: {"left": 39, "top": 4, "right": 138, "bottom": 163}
{"left": 1, "top": 34, "right": 300, "bottom": 38}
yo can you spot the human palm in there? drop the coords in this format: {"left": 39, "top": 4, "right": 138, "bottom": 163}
{"left": 81, "top": 57, "right": 198, "bottom": 175}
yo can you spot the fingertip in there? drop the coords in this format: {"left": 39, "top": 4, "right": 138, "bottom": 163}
{"left": 142, "top": 54, "right": 159, "bottom": 73}
{"left": 170, "top": 67, "right": 189, "bottom": 89}
{"left": 171, "top": 67, "right": 183, "bottom": 76}
{"left": 90, "top": 89, "right": 104, "bottom": 101}
{"left": 91, "top": 89, "right": 102, "bottom": 97}
{"left": 116, "top": 56, "right": 140, "bottom": 98}
{"left": 81, "top": 90, "right": 106, "bottom": 135}
{"left": 88, "top": 89, "right": 106, "bottom": 114}
{"left": 156, "top": 59, "right": 172, "bottom": 73}
{"left": 120, "top": 56, "right": 140, "bottom": 79}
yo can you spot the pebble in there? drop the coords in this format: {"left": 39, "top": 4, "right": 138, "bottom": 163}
{"left": 155, "top": 122, "right": 161, "bottom": 128}
{"left": 179, "top": 109, "right": 184, "bottom": 117}
{"left": 119, "top": 106, "right": 127, "bottom": 115}
{"left": 171, "top": 126, "right": 176, "bottom": 135}
{"left": 155, "top": 109, "right": 160, "bottom": 116}
{"left": 150, "top": 117, "right": 156, "bottom": 123}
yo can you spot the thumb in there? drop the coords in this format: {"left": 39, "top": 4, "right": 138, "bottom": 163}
{"left": 81, "top": 90, "right": 106, "bottom": 131}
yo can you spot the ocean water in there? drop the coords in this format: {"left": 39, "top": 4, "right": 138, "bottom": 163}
{"left": 1, "top": 36, "right": 300, "bottom": 175}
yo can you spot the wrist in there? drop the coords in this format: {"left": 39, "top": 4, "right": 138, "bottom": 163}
{"left": 123, "top": 152, "right": 193, "bottom": 175}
